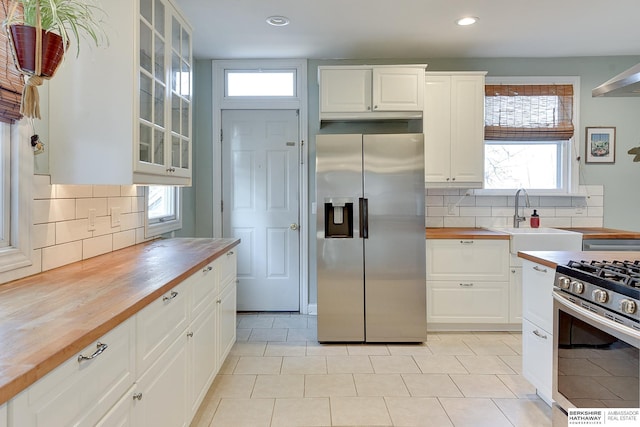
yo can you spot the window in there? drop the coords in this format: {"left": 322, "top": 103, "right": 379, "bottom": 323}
{"left": 225, "top": 69, "right": 296, "bottom": 97}
{"left": 145, "top": 185, "right": 182, "bottom": 237}
{"left": 483, "top": 78, "right": 579, "bottom": 193}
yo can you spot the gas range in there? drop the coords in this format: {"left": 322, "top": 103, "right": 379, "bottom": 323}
{"left": 554, "top": 259, "right": 640, "bottom": 330}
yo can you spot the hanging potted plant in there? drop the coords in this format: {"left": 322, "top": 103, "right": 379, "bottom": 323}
{"left": 2, "top": 0, "right": 108, "bottom": 118}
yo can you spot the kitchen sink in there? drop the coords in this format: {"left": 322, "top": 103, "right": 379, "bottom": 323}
{"left": 488, "top": 227, "right": 583, "bottom": 254}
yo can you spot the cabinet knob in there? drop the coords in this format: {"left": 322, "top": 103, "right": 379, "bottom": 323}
{"left": 216, "top": 299, "right": 222, "bottom": 304}
{"left": 187, "top": 331, "right": 194, "bottom": 338}
{"left": 133, "top": 393, "right": 143, "bottom": 401}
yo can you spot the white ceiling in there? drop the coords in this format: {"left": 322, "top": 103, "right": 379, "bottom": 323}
{"left": 173, "top": 0, "right": 640, "bottom": 60}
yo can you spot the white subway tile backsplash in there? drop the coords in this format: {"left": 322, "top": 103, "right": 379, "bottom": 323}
{"left": 42, "top": 241, "right": 83, "bottom": 271}
{"left": 120, "top": 185, "right": 140, "bottom": 197}
{"left": 113, "top": 230, "right": 136, "bottom": 251}
{"left": 475, "top": 196, "right": 508, "bottom": 207}
{"left": 93, "top": 185, "right": 121, "bottom": 198}
{"left": 54, "top": 185, "right": 93, "bottom": 199}
{"left": 426, "top": 195, "right": 444, "bottom": 206}
{"left": 459, "top": 206, "right": 492, "bottom": 217}
{"left": 32, "top": 223, "right": 55, "bottom": 249}
{"left": 55, "top": 219, "right": 93, "bottom": 244}
{"left": 108, "top": 197, "right": 133, "bottom": 214}
{"left": 585, "top": 195, "right": 604, "bottom": 207}
{"left": 443, "top": 216, "right": 476, "bottom": 228}
{"left": 571, "top": 217, "right": 604, "bottom": 228}
{"left": 83, "top": 235, "right": 113, "bottom": 259}
{"left": 32, "top": 199, "right": 76, "bottom": 224}
{"left": 32, "top": 175, "right": 54, "bottom": 200}
{"left": 76, "top": 198, "right": 108, "bottom": 218}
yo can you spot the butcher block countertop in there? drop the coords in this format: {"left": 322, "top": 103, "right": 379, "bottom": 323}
{"left": 559, "top": 227, "right": 640, "bottom": 239}
{"left": 0, "top": 237, "right": 240, "bottom": 405}
{"left": 426, "top": 227, "right": 510, "bottom": 240}
{"left": 518, "top": 250, "right": 640, "bottom": 269}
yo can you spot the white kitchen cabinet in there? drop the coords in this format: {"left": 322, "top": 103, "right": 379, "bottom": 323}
{"left": 10, "top": 318, "right": 136, "bottom": 427}
{"left": 521, "top": 259, "right": 555, "bottom": 406}
{"left": 134, "top": 334, "right": 189, "bottom": 427}
{"left": 95, "top": 384, "right": 137, "bottom": 427}
{"left": 510, "top": 266, "right": 523, "bottom": 323}
{"left": 49, "top": 0, "right": 192, "bottom": 185}
{"left": 424, "top": 72, "right": 486, "bottom": 188}
{"left": 426, "top": 239, "right": 510, "bottom": 328}
{"left": 187, "top": 298, "right": 218, "bottom": 418}
{"left": 0, "top": 402, "right": 6, "bottom": 427}
{"left": 136, "top": 278, "right": 190, "bottom": 375}
{"left": 217, "top": 277, "right": 237, "bottom": 369}
{"left": 319, "top": 65, "right": 425, "bottom": 121}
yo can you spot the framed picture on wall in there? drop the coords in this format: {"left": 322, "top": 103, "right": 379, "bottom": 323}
{"left": 585, "top": 127, "right": 616, "bottom": 163}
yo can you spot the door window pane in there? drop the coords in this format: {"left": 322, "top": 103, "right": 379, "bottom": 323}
{"left": 226, "top": 70, "right": 296, "bottom": 97}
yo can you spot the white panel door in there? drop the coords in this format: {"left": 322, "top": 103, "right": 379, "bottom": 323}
{"left": 222, "top": 110, "right": 300, "bottom": 311}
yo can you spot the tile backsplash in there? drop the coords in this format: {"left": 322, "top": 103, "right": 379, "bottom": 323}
{"left": 0, "top": 175, "right": 149, "bottom": 285}
{"left": 426, "top": 185, "right": 604, "bottom": 229}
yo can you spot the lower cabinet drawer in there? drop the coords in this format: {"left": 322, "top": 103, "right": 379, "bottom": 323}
{"left": 10, "top": 318, "right": 135, "bottom": 427}
{"left": 1, "top": 402, "right": 7, "bottom": 427}
{"left": 218, "top": 250, "right": 237, "bottom": 289}
{"left": 427, "top": 280, "right": 509, "bottom": 323}
{"left": 522, "top": 319, "right": 553, "bottom": 404}
{"left": 136, "top": 279, "right": 190, "bottom": 375}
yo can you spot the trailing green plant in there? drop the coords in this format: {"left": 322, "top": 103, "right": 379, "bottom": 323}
{"left": 4, "top": 0, "right": 108, "bottom": 56}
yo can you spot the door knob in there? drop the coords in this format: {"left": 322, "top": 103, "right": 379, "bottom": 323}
{"left": 290, "top": 223, "right": 299, "bottom": 231}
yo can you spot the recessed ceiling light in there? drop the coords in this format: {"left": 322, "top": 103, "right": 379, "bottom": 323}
{"left": 266, "top": 16, "right": 290, "bottom": 26}
{"left": 456, "top": 16, "right": 478, "bottom": 26}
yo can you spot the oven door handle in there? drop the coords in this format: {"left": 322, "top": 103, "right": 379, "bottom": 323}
{"left": 552, "top": 291, "right": 640, "bottom": 343}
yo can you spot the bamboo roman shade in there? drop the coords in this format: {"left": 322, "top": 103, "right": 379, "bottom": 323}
{"left": 0, "top": 0, "right": 24, "bottom": 123}
{"left": 484, "top": 84, "right": 574, "bottom": 141}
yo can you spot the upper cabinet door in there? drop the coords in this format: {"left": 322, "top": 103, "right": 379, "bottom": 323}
{"left": 372, "top": 67, "right": 424, "bottom": 111}
{"left": 320, "top": 68, "right": 372, "bottom": 113}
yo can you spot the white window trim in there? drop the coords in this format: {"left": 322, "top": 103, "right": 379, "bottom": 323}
{"left": 144, "top": 186, "right": 182, "bottom": 237}
{"left": 0, "top": 120, "right": 33, "bottom": 273}
{"left": 475, "top": 76, "right": 581, "bottom": 197}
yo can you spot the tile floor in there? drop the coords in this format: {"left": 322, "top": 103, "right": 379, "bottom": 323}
{"left": 191, "top": 313, "right": 552, "bottom": 427}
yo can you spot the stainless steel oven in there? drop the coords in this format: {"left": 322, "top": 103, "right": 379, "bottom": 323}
{"left": 552, "top": 260, "right": 640, "bottom": 426}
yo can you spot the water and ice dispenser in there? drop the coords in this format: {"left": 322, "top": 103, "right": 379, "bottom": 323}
{"left": 324, "top": 198, "right": 353, "bottom": 238}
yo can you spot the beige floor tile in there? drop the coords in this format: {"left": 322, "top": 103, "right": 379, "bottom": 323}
{"left": 456, "top": 355, "right": 517, "bottom": 374}
{"left": 230, "top": 341, "right": 266, "bottom": 356}
{"left": 413, "top": 354, "right": 469, "bottom": 374}
{"left": 370, "top": 355, "right": 421, "bottom": 373}
{"left": 234, "top": 356, "right": 283, "bottom": 374}
{"left": 402, "top": 373, "right": 464, "bottom": 397}
{"left": 217, "top": 355, "right": 239, "bottom": 375}
{"left": 235, "top": 328, "right": 251, "bottom": 341}
{"left": 326, "top": 355, "right": 374, "bottom": 374}
{"left": 347, "top": 344, "right": 390, "bottom": 355}
{"left": 450, "top": 374, "right": 517, "bottom": 398}
{"left": 465, "top": 340, "right": 519, "bottom": 356}
{"left": 281, "top": 355, "right": 327, "bottom": 374}
{"left": 273, "top": 316, "right": 309, "bottom": 328}
{"left": 237, "top": 315, "right": 275, "bottom": 329}
{"left": 330, "top": 396, "right": 392, "bottom": 426}
{"left": 190, "top": 385, "right": 221, "bottom": 427}
{"left": 499, "top": 354, "right": 523, "bottom": 374}
{"left": 210, "top": 398, "right": 274, "bottom": 427}
{"left": 439, "top": 397, "right": 513, "bottom": 427}
{"left": 493, "top": 397, "right": 552, "bottom": 427}
{"left": 387, "top": 343, "right": 433, "bottom": 355}
{"left": 248, "top": 327, "right": 288, "bottom": 342}
{"left": 271, "top": 397, "right": 331, "bottom": 427}
{"left": 209, "top": 374, "right": 257, "bottom": 398}
{"left": 427, "top": 340, "right": 475, "bottom": 355}
{"left": 385, "top": 396, "right": 454, "bottom": 427}
{"left": 264, "top": 341, "right": 307, "bottom": 356}
{"left": 252, "top": 374, "right": 304, "bottom": 398}
{"left": 287, "top": 327, "right": 318, "bottom": 341}
{"left": 434, "top": 332, "right": 480, "bottom": 341}
{"left": 353, "top": 373, "right": 410, "bottom": 396}
{"left": 497, "top": 374, "right": 538, "bottom": 398}
{"left": 306, "top": 342, "right": 349, "bottom": 356}
{"left": 305, "top": 373, "right": 356, "bottom": 397}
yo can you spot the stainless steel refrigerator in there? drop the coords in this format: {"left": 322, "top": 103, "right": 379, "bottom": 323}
{"left": 316, "top": 133, "right": 426, "bottom": 342}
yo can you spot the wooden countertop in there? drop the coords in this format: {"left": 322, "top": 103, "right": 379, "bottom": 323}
{"left": 518, "top": 250, "right": 640, "bottom": 269}
{"left": 559, "top": 227, "right": 640, "bottom": 239}
{"left": 0, "top": 237, "right": 240, "bottom": 405}
{"left": 426, "top": 227, "right": 510, "bottom": 240}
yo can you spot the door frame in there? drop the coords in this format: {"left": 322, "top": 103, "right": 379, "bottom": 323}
{"left": 212, "top": 59, "right": 309, "bottom": 314}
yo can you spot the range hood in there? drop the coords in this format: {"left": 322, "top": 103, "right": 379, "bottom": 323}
{"left": 592, "top": 63, "right": 640, "bottom": 97}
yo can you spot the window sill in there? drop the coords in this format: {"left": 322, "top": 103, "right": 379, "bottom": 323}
{"left": 469, "top": 189, "right": 587, "bottom": 197}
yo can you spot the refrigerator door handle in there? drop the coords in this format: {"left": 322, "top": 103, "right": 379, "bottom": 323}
{"left": 359, "top": 197, "right": 369, "bottom": 239}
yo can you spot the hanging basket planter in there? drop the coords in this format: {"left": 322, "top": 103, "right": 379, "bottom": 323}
{"left": 8, "top": 24, "right": 66, "bottom": 78}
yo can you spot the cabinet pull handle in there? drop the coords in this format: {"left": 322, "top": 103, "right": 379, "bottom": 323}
{"left": 163, "top": 291, "right": 178, "bottom": 302}
{"left": 133, "top": 393, "right": 143, "bottom": 401}
{"left": 187, "top": 331, "right": 194, "bottom": 338}
{"left": 460, "top": 240, "right": 474, "bottom": 244}
{"left": 459, "top": 283, "right": 474, "bottom": 287}
{"left": 78, "top": 342, "right": 108, "bottom": 363}
{"left": 533, "top": 266, "right": 548, "bottom": 273}
{"left": 216, "top": 299, "right": 222, "bottom": 304}
{"left": 227, "top": 251, "right": 234, "bottom": 256}
{"left": 532, "top": 329, "right": 547, "bottom": 339}
{"left": 203, "top": 266, "right": 213, "bottom": 273}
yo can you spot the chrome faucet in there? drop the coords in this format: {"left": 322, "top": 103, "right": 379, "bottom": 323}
{"left": 513, "top": 188, "right": 530, "bottom": 227}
